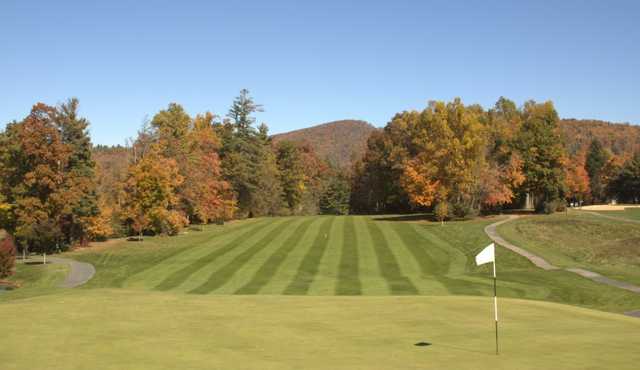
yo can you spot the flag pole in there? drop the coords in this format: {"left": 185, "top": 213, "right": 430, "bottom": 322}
{"left": 493, "top": 258, "right": 499, "bottom": 355}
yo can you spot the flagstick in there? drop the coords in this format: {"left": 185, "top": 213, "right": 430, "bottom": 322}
{"left": 493, "top": 259, "right": 499, "bottom": 355}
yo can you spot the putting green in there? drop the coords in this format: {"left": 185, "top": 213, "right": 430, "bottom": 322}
{"left": 2, "top": 289, "right": 638, "bottom": 370}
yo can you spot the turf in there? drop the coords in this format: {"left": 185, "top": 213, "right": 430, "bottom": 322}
{"left": 2, "top": 215, "right": 630, "bottom": 313}
{"left": 1, "top": 289, "right": 639, "bottom": 370}
{"left": 2, "top": 215, "right": 640, "bottom": 369}
{"left": 497, "top": 211, "right": 640, "bottom": 285}
{"left": 591, "top": 207, "right": 640, "bottom": 221}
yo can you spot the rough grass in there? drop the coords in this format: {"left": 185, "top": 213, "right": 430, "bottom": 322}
{"left": 2, "top": 289, "right": 639, "bottom": 370}
{"left": 497, "top": 211, "right": 640, "bottom": 285}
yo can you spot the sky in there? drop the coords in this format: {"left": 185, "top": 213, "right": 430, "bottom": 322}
{"left": 1, "top": 0, "right": 639, "bottom": 145}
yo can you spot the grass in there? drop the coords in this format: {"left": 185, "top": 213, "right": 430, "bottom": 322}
{"left": 2, "top": 214, "right": 639, "bottom": 369}
{"left": 1, "top": 214, "right": 634, "bottom": 313}
{"left": 592, "top": 207, "right": 640, "bottom": 221}
{"left": 1, "top": 289, "right": 639, "bottom": 370}
{"left": 497, "top": 211, "right": 640, "bottom": 285}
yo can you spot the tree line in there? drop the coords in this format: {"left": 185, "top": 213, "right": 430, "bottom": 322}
{"left": 0, "top": 90, "right": 349, "bottom": 257}
{"left": 2, "top": 93, "right": 640, "bottom": 262}
{"left": 350, "top": 97, "right": 640, "bottom": 218}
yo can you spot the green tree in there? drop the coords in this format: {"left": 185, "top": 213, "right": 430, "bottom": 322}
{"left": 609, "top": 154, "right": 640, "bottom": 203}
{"left": 55, "top": 98, "right": 99, "bottom": 246}
{"left": 220, "top": 90, "right": 283, "bottom": 217}
{"left": 514, "top": 101, "right": 567, "bottom": 212}
{"left": 585, "top": 139, "right": 609, "bottom": 202}
{"left": 320, "top": 174, "right": 351, "bottom": 215}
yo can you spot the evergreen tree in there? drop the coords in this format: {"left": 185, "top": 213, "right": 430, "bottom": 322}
{"left": 220, "top": 90, "right": 283, "bottom": 217}
{"left": 585, "top": 139, "right": 609, "bottom": 202}
{"left": 55, "top": 98, "right": 99, "bottom": 245}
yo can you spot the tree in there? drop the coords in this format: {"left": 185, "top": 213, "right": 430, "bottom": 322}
{"left": 220, "top": 90, "right": 283, "bottom": 217}
{"left": 227, "top": 89, "right": 263, "bottom": 136}
{"left": 55, "top": 98, "right": 100, "bottom": 246}
{"left": 585, "top": 139, "right": 609, "bottom": 203}
{"left": 320, "top": 173, "right": 351, "bottom": 215}
{"left": 514, "top": 101, "right": 567, "bottom": 212}
{"left": 121, "top": 147, "right": 186, "bottom": 236}
{"left": 183, "top": 113, "right": 235, "bottom": 223}
{"left": 565, "top": 153, "right": 590, "bottom": 205}
{"left": 276, "top": 141, "right": 306, "bottom": 212}
{"left": 0, "top": 234, "right": 16, "bottom": 278}
{"left": 400, "top": 99, "right": 485, "bottom": 212}
{"left": 609, "top": 154, "right": 640, "bottom": 203}
{"left": 0, "top": 104, "right": 70, "bottom": 254}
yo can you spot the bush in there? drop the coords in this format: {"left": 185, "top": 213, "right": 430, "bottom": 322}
{"left": 538, "top": 199, "right": 566, "bottom": 214}
{"left": 0, "top": 234, "right": 16, "bottom": 279}
{"left": 451, "top": 201, "right": 478, "bottom": 219}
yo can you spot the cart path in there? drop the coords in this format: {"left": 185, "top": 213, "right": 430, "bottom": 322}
{"left": 484, "top": 216, "right": 640, "bottom": 317}
{"left": 48, "top": 257, "right": 96, "bottom": 288}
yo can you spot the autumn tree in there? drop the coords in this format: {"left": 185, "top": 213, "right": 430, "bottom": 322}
{"left": 0, "top": 234, "right": 16, "bottom": 278}
{"left": 565, "top": 152, "right": 590, "bottom": 205}
{"left": 400, "top": 99, "right": 485, "bottom": 214}
{"left": 120, "top": 147, "right": 186, "bottom": 236}
{"left": 0, "top": 104, "right": 70, "bottom": 254}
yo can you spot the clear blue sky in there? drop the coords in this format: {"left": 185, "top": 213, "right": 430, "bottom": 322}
{"left": 1, "top": 0, "right": 639, "bottom": 145}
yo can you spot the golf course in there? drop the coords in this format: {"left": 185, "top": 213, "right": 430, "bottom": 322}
{"left": 2, "top": 214, "right": 640, "bottom": 369}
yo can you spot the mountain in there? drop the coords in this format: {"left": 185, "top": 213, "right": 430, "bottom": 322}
{"left": 272, "top": 120, "right": 377, "bottom": 168}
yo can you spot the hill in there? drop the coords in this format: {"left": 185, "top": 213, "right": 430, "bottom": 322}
{"left": 272, "top": 120, "right": 377, "bottom": 168}
{"left": 560, "top": 118, "right": 640, "bottom": 157}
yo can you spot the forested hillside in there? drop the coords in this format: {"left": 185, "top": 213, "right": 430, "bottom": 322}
{"left": 560, "top": 119, "right": 640, "bottom": 157}
{"left": 272, "top": 120, "right": 376, "bottom": 168}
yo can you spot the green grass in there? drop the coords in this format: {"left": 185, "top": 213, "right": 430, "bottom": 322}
{"left": 592, "top": 207, "right": 640, "bottom": 221}
{"left": 2, "top": 214, "right": 639, "bottom": 369}
{"left": 1, "top": 289, "right": 639, "bottom": 370}
{"left": 498, "top": 211, "right": 640, "bottom": 285}
{"left": 1, "top": 214, "right": 633, "bottom": 313}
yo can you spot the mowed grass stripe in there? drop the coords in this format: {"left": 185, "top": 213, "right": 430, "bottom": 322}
{"left": 366, "top": 220, "right": 419, "bottom": 295}
{"left": 119, "top": 222, "right": 260, "bottom": 287}
{"left": 235, "top": 218, "right": 315, "bottom": 294}
{"left": 393, "top": 223, "right": 482, "bottom": 295}
{"left": 154, "top": 220, "right": 272, "bottom": 291}
{"left": 188, "top": 218, "right": 297, "bottom": 294}
{"left": 335, "top": 217, "right": 362, "bottom": 295}
{"left": 283, "top": 217, "right": 334, "bottom": 295}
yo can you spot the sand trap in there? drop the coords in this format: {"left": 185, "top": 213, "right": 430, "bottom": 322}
{"left": 580, "top": 204, "right": 640, "bottom": 211}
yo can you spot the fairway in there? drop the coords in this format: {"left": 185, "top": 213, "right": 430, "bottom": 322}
{"left": 3, "top": 215, "right": 640, "bottom": 370}
{"left": 35, "top": 215, "right": 638, "bottom": 313}
{"left": 2, "top": 289, "right": 639, "bottom": 370}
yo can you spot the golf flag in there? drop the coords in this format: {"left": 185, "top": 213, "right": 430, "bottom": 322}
{"left": 476, "top": 242, "right": 499, "bottom": 355}
{"left": 475, "top": 243, "right": 495, "bottom": 268}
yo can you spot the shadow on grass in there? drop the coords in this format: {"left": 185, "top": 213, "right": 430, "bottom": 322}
{"left": 373, "top": 214, "right": 434, "bottom": 222}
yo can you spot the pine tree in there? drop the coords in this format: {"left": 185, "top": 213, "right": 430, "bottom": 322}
{"left": 585, "top": 139, "right": 609, "bottom": 202}
{"left": 55, "top": 98, "right": 99, "bottom": 246}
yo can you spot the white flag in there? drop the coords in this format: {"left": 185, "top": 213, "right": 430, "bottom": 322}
{"left": 475, "top": 243, "right": 495, "bottom": 266}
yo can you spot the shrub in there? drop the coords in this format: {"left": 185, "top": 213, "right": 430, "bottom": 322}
{"left": 451, "top": 201, "right": 478, "bottom": 219}
{"left": 0, "top": 234, "right": 16, "bottom": 278}
{"left": 538, "top": 199, "right": 566, "bottom": 214}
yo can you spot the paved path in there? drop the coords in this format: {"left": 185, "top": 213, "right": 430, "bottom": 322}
{"left": 48, "top": 257, "right": 95, "bottom": 288}
{"left": 484, "top": 215, "right": 640, "bottom": 315}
